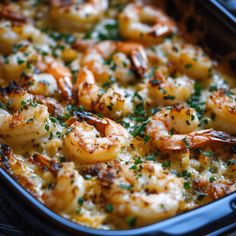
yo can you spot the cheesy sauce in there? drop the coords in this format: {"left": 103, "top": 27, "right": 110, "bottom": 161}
{"left": 0, "top": 0, "right": 235, "bottom": 230}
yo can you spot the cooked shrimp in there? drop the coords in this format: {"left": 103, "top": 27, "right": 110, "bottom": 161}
{"left": 103, "top": 161, "right": 184, "bottom": 226}
{"left": 0, "top": 83, "right": 54, "bottom": 146}
{"left": 206, "top": 89, "right": 236, "bottom": 134}
{"left": 44, "top": 58, "right": 73, "bottom": 100}
{"left": 0, "top": 42, "right": 38, "bottom": 82}
{"left": 49, "top": 0, "right": 108, "bottom": 32}
{"left": 27, "top": 73, "right": 59, "bottom": 97}
{"left": 0, "top": 4, "right": 54, "bottom": 54}
{"left": 146, "top": 104, "right": 236, "bottom": 151}
{"left": 148, "top": 69, "right": 194, "bottom": 105}
{"left": 0, "top": 81, "right": 33, "bottom": 110}
{"left": 0, "top": 104, "right": 54, "bottom": 146}
{"left": 119, "top": 3, "right": 176, "bottom": 44}
{"left": 0, "top": 42, "right": 58, "bottom": 96}
{"left": 43, "top": 162, "right": 85, "bottom": 213}
{"left": 64, "top": 112, "right": 129, "bottom": 164}
{"left": 82, "top": 41, "right": 148, "bottom": 84}
{"left": 0, "top": 44, "right": 72, "bottom": 100}
{"left": 0, "top": 144, "right": 40, "bottom": 194}
{"left": 168, "top": 43, "right": 213, "bottom": 80}
{"left": 76, "top": 68, "right": 133, "bottom": 118}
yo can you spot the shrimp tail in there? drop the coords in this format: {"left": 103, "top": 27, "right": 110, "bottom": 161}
{"left": 74, "top": 111, "right": 108, "bottom": 134}
{"left": 28, "top": 154, "right": 61, "bottom": 176}
{"left": 188, "top": 129, "right": 236, "bottom": 148}
{"left": 131, "top": 47, "right": 148, "bottom": 77}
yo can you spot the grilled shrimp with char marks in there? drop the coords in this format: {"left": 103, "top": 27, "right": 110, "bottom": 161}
{"left": 146, "top": 104, "right": 236, "bottom": 151}
{"left": 119, "top": 3, "right": 176, "bottom": 45}
{"left": 64, "top": 112, "right": 129, "bottom": 164}
{"left": 49, "top": 0, "right": 108, "bottom": 32}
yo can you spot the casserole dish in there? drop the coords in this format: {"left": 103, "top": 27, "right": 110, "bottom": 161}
{"left": 0, "top": 0, "right": 236, "bottom": 235}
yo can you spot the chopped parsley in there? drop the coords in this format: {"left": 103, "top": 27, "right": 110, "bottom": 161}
{"left": 102, "top": 76, "right": 116, "bottom": 89}
{"left": 126, "top": 216, "right": 136, "bottom": 227}
{"left": 45, "top": 123, "right": 50, "bottom": 131}
{"left": 20, "top": 99, "right": 38, "bottom": 110}
{"left": 146, "top": 153, "right": 158, "bottom": 161}
{"left": 162, "top": 160, "right": 171, "bottom": 168}
{"left": 209, "top": 85, "right": 218, "bottom": 92}
{"left": 169, "top": 128, "right": 175, "bottom": 136}
{"left": 65, "top": 127, "right": 74, "bottom": 135}
{"left": 134, "top": 156, "right": 142, "bottom": 165}
{"left": 105, "top": 204, "right": 113, "bottom": 213}
{"left": 185, "top": 64, "right": 192, "bottom": 69}
{"left": 78, "top": 197, "right": 84, "bottom": 206}
{"left": 209, "top": 176, "right": 216, "bottom": 183}
{"left": 187, "top": 82, "right": 204, "bottom": 119}
{"left": 84, "top": 19, "right": 121, "bottom": 41}
{"left": 59, "top": 156, "right": 65, "bottom": 163}
{"left": 49, "top": 117, "right": 58, "bottom": 123}
{"left": 0, "top": 102, "right": 7, "bottom": 110}
{"left": 121, "top": 121, "right": 130, "bottom": 129}
{"left": 178, "top": 170, "right": 192, "bottom": 179}
{"left": 226, "top": 159, "right": 236, "bottom": 166}
{"left": 44, "top": 29, "right": 76, "bottom": 44}
{"left": 200, "top": 150, "right": 215, "bottom": 158}
{"left": 13, "top": 43, "right": 23, "bottom": 53}
{"left": 131, "top": 120, "right": 149, "bottom": 138}
{"left": 144, "top": 134, "right": 150, "bottom": 143}
{"left": 119, "top": 183, "right": 131, "bottom": 190}
{"left": 163, "top": 95, "right": 175, "bottom": 100}
{"left": 184, "top": 181, "right": 191, "bottom": 190}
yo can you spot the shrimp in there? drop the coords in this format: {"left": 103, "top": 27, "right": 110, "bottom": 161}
{"left": 0, "top": 144, "right": 39, "bottom": 194}
{"left": 0, "top": 42, "right": 38, "bottom": 82}
{"left": 43, "top": 162, "right": 85, "bottom": 213}
{"left": 118, "top": 3, "right": 176, "bottom": 45}
{"left": 82, "top": 41, "right": 148, "bottom": 84}
{"left": 146, "top": 104, "right": 236, "bottom": 151}
{"left": 0, "top": 43, "right": 72, "bottom": 100}
{"left": 206, "top": 89, "right": 236, "bottom": 134}
{"left": 102, "top": 161, "right": 184, "bottom": 227}
{"left": 147, "top": 69, "right": 194, "bottom": 105}
{"left": 76, "top": 68, "right": 133, "bottom": 118}
{"left": 0, "top": 5, "right": 54, "bottom": 54}
{"left": 168, "top": 43, "right": 213, "bottom": 80}
{"left": 63, "top": 112, "right": 129, "bottom": 164}
{"left": 44, "top": 58, "right": 73, "bottom": 100}
{"left": 49, "top": 0, "right": 108, "bottom": 32}
{"left": 0, "top": 82, "right": 54, "bottom": 146}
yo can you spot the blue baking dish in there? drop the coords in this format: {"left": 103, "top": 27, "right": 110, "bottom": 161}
{"left": 0, "top": 0, "right": 236, "bottom": 235}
